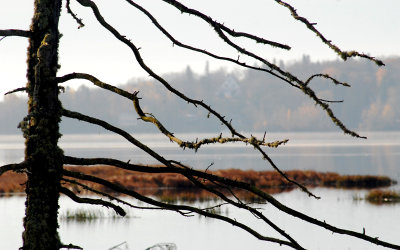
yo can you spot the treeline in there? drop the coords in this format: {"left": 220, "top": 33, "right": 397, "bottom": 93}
{"left": 1, "top": 56, "right": 399, "bottom": 134}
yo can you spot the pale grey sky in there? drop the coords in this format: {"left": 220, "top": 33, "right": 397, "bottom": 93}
{"left": 1, "top": 0, "right": 399, "bottom": 100}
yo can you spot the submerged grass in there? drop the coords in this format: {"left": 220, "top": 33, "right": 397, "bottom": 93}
{"left": 59, "top": 208, "right": 130, "bottom": 222}
{"left": 60, "top": 208, "right": 103, "bottom": 222}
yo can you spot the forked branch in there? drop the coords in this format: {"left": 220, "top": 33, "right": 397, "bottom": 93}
{"left": 273, "top": 0, "right": 385, "bottom": 66}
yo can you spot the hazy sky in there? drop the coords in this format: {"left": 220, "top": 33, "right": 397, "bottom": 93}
{"left": 0, "top": 0, "right": 399, "bottom": 100}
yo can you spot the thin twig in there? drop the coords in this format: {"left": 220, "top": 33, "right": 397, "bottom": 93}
{"left": 273, "top": 0, "right": 384, "bottom": 66}
{"left": 4, "top": 87, "right": 27, "bottom": 96}
{"left": 305, "top": 74, "right": 350, "bottom": 87}
{"left": 66, "top": 0, "right": 85, "bottom": 28}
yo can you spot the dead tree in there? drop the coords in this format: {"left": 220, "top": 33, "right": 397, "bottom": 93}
{"left": 0, "top": 0, "right": 398, "bottom": 249}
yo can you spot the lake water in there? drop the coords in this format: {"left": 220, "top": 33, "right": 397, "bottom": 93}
{"left": 2, "top": 131, "right": 400, "bottom": 179}
{"left": 1, "top": 132, "right": 400, "bottom": 249}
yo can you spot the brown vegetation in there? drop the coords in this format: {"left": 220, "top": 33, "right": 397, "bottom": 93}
{"left": 366, "top": 190, "right": 400, "bottom": 204}
{"left": 0, "top": 170, "right": 27, "bottom": 195}
{"left": 0, "top": 165, "right": 395, "bottom": 201}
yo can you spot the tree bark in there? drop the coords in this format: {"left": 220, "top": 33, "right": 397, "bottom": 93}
{"left": 22, "top": 0, "right": 63, "bottom": 249}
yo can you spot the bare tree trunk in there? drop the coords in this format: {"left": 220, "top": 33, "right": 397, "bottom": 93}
{"left": 21, "top": 1, "right": 63, "bottom": 249}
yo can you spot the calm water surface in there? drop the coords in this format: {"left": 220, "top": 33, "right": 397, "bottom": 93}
{"left": 0, "top": 132, "right": 399, "bottom": 249}
{"left": 1, "top": 189, "right": 400, "bottom": 250}
{"left": 1, "top": 131, "right": 400, "bottom": 178}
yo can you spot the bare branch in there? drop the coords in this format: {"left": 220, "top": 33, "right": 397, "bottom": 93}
{"left": 133, "top": 95, "right": 289, "bottom": 150}
{"left": 305, "top": 74, "right": 351, "bottom": 87}
{"left": 60, "top": 187, "right": 126, "bottom": 216}
{"left": 273, "top": 0, "right": 385, "bottom": 66}
{"left": 54, "top": 72, "right": 137, "bottom": 99}
{"left": 61, "top": 108, "right": 171, "bottom": 165}
{"left": 61, "top": 177, "right": 166, "bottom": 211}
{"left": 159, "top": 0, "right": 290, "bottom": 49}
{"left": 0, "top": 29, "right": 31, "bottom": 39}
{"left": 4, "top": 87, "right": 27, "bottom": 96}
{"left": 66, "top": 0, "right": 85, "bottom": 29}
{"left": 0, "top": 161, "right": 27, "bottom": 176}
{"left": 297, "top": 84, "right": 366, "bottom": 139}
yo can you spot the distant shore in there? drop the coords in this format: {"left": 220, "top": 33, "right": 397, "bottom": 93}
{"left": 0, "top": 165, "right": 396, "bottom": 201}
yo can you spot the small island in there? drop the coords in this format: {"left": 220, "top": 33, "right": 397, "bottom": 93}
{"left": 1, "top": 165, "right": 396, "bottom": 203}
